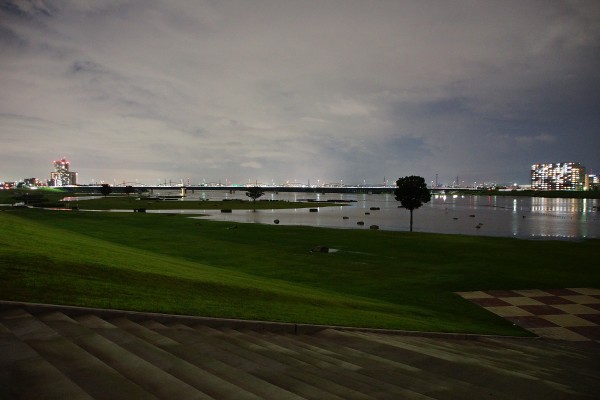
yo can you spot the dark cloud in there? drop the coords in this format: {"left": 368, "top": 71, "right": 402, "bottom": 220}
{"left": 0, "top": 0, "right": 53, "bottom": 17}
{"left": 70, "top": 60, "right": 104, "bottom": 74}
{"left": 1, "top": 0, "right": 599, "bottom": 185}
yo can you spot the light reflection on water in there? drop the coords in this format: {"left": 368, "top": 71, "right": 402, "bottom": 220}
{"left": 151, "top": 190, "right": 600, "bottom": 240}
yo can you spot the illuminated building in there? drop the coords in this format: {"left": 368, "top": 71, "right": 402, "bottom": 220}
{"left": 588, "top": 174, "right": 599, "bottom": 190}
{"left": 530, "top": 162, "right": 586, "bottom": 191}
{"left": 50, "top": 157, "right": 78, "bottom": 186}
{"left": 23, "top": 178, "right": 44, "bottom": 187}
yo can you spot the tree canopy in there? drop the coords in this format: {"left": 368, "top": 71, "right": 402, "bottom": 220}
{"left": 394, "top": 176, "right": 431, "bottom": 232}
{"left": 124, "top": 185, "right": 135, "bottom": 197}
{"left": 245, "top": 186, "right": 265, "bottom": 203}
{"left": 99, "top": 184, "right": 113, "bottom": 197}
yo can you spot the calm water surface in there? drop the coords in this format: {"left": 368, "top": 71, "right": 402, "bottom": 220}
{"left": 147, "top": 190, "right": 600, "bottom": 240}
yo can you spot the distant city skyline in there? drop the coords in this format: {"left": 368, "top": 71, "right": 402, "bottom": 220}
{"left": 1, "top": 1, "right": 599, "bottom": 185}
{"left": 1, "top": 156, "right": 598, "bottom": 189}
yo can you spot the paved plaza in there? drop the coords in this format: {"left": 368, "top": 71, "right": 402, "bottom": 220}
{"left": 456, "top": 288, "right": 600, "bottom": 343}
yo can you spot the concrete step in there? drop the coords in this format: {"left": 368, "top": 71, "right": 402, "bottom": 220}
{"left": 481, "top": 336, "right": 600, "bottom": 383}
{"left": 154, "top": 322, "right": 352, "bottom": 399}
{"left": 139, "top": 320, "right": 275, "bottom": 377}
{"left": 110, "top": 318, "right": 306, "bottom": 400}
{"left": 3, "top": 304, "right": 599, "bottom": 400}
{"left": 0, "top": 320, "right": 93, "bottom": 400}
{"left": 320, "top": 329, "right": 587, "bottom": 399}
{"left": 76, "top": 314, "right": 265, "bottom": 400}
{"left": 161, "top": 323, "right": 426, "bottom": 400}
{"left": 108, "top": 316, "right": 181, "bottom": 347}
{"left": 221, "top": 328, "right": 377, "bottom": 400}
{"left": 259, "top": 331, "right": 439, "bottom": 400}
{"left": 472, "top": 337, "right": 600, "bottom": 398}
{"left": 191, "top": 325, "right": 378, "bottom": 399}
{"left": 311, "top": 329, "right": 524, "bottom": 400}
{"left": 190, "top": 325, "right": 439, "bottom": 400}
{"left": 351, "top": 331, "right": 580, "bottom": 396}
{"left": 38, "top": 311, "right": 213, "bottom": 400}
{"left": 153, "top": 322, "right": 335, "bottom": 399}
{"left": 193, "top": 325, "right": 340, "bottom": 370}
{"left": 148, "top": 321, "right": 288, "bottom": 371}
{"left": 195, "top": 326, "right": 492, "bottom": 398}
{"left": 1, "top": 309, "right": 158, "bottom": 400}
{"left": 222, "top": 327, "right": 364, "bottom": 371}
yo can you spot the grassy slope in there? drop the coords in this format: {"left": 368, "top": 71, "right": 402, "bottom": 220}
{"left": 0, "top": 210, "right": 446, "bottom": 330}
{"left": 2, "top": 209, "right": 599, "bottom": 335}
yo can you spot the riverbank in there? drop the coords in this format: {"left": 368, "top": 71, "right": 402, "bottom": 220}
{"left": 0, "top": 189, "right": 343, "bottom": 210}
{"left": 1, "top": 208, "right": 598, "bottom": 335}
{"left": 67, "top": 196, "right": 344, "bottom": 211}
{"left": 467, "top": 189, "right": 600, "bottom": 199}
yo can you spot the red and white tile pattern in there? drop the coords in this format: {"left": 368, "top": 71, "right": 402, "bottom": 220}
{"left": 456, "top": 288, "right": 600, "bottom": 342}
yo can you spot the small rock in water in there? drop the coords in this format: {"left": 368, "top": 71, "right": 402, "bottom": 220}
{"left": 370, "top": 225, "right": 379, "bottom": 230}
{"left": 342, "top": 216, "right": 349, "bottom": 219}
{"left": 274, "top": 219, "right": 280, "bottom": 224}
{"left": 357, "top": 221, "right": 365, "bottom": 226}
{"left": 311, "top": 245, "right": 329, "bottom": 253}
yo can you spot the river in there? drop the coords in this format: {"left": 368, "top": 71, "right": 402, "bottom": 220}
{"left": 145, "top": 190, "right": 600, "bottom": 240}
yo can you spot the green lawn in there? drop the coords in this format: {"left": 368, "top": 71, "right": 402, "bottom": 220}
{"left": 1, "top": 208, "right": 598, "bottom": 336}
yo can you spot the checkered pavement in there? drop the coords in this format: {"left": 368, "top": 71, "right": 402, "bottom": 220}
{"left": 456, "top": 288, "right": 600, "bottom": 343}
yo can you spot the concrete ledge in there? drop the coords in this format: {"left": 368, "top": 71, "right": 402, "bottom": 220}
{"left": 0, "top": 300, "right": 539, "bottom": 341}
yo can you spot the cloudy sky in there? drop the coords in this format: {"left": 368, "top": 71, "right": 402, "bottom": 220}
{"left": 1, "top": 0, "right": 599, "bottom": 186}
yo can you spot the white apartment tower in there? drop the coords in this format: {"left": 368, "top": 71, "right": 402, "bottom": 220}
{"left": 531, "top": 162, "right": 586, "bottom": 191}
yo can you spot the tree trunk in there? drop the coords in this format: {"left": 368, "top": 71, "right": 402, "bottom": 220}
{"left": 409, "top": 209, "right": 413, "bottom": 232}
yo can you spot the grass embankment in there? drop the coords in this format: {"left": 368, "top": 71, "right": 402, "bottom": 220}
{"left": 0, "top": 188, "right": 67, "bottom": 207}
{"left": 1, "top": 209, "right": 598, "bottom": 335}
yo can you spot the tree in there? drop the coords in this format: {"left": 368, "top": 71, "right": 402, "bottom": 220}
{"left": 99, "top": 184, "right": 112, "bottom": 197}
{"left": 245, "top": 186, "right": 265, "bottom": 203}
{"left": 124, "top": 185, "right": 135, "bottom": 197}
{"left": 394, "top": 175, "right": 431, "bottom": 232}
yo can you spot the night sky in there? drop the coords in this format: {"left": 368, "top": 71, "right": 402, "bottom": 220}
{"left": 1, "top": 0, "right": 599, "bottom": 186}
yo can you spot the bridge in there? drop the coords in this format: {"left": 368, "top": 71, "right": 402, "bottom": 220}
{"left": 66, "top": 185, "right": 480, "bottom": 195}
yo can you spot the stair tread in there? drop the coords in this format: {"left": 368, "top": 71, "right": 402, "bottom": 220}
{"left": 2, "top": 310, "right": 160, "bottom": 400}
{"left": 75, "top": 314, "right": 265, "bottom": 400}
{"left": 2, "top": 305, "right": 600, "bottom": 400}
{"left": 114, "top": 318, "right": 306, "bottom": 400}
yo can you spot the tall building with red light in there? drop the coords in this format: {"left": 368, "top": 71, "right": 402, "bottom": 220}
{"left": 50, "top": 157, "right": 78, "bottom": 186}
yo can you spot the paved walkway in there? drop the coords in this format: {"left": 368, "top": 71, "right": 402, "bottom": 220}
{"left": 456, "top": 288, "right": 600, "bottom": 343}
{"left": 2, "top": 301, "right": 600, "bottom": 399}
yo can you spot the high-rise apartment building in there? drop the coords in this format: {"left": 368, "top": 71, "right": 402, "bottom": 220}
{"left": 531, "top": 162, "right": 586, "bottom": 191}
{"left": 50, "top": 157, "right": 78, "bottom": 186}
{"left": 587, "top": 174, "right": 599, "bottom": 190}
